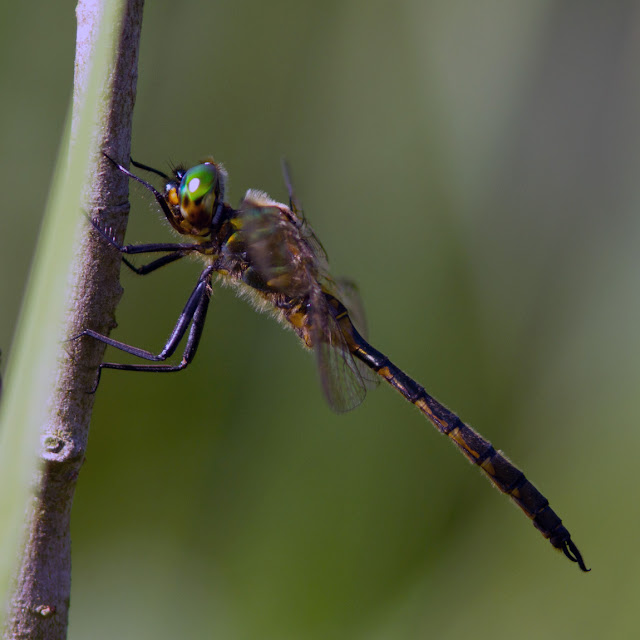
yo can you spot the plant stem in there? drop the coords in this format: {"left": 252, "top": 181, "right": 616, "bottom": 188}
{"left": 2, "top": 1, "right": 144, "bottom": 637}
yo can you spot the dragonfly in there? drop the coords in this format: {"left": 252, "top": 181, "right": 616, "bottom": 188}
{"left": 78, "top": 152, "right": 588, "bottom": 572}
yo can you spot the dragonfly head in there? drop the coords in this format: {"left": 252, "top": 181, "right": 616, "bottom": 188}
{"left": 164, "top": 160, "right": 228, "bottom": 237}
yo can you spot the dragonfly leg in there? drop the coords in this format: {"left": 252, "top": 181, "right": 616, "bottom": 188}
{"left": 103, "top": 152, "right": 178, "bottom": 227}
{"left": 88, "top": 215, "right": 206, "bottom": 257}
{"left": 129, "top": 157, "right": 172, "bottom": 181}
{"left": 88, "top": 216, "right": 210, "bottom": 276}
{"left": 121, "top": 252, "right": 185, "bottom": 276}
{"left": 73, "top": 266, "right": 213, "bottom": 391}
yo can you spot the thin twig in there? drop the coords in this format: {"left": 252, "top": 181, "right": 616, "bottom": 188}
{"left": 3, "top": 1, "right": 143, "bottom": 638}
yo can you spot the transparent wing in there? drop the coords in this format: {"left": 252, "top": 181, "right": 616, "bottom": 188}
{"left": 332, "top": 277, "right": 369, "bottom": 339}
{"left": 316, "top": 337, "right": 369, "bottom": 413}
{"left": 309, "top": 287, "right": 371, "bottom": 413}
{"left": 240, "top": 189, "right": 378, "bottom": 411}
{"left": 281, "top": 159, "right": 330, "bottom": 269}
{"left": 319, "top": 278, "right": 379, "bottom": 394}
{"left": 240, "top": 196, "right": 315, "bottom": 296}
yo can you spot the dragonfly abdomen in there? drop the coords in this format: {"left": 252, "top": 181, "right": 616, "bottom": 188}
{"left": 348, "top": 328, "right": 588, "bottom": 571}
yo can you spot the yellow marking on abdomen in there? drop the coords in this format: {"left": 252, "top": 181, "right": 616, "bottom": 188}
{"left": 414, "top": 397, "right": 434, "bottom": 418}
{"left": 480, "top": 458, "right": 496, "bottom": 476}
{"left": 377, "top": 366, "right": 393, "bottom": 381}
{"left": 449, "top": 426, "right": 483, "bottom": 460}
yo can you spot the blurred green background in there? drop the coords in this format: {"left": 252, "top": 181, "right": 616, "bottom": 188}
{"left": 2, "top": 1, "right": 638, "bottom": 638}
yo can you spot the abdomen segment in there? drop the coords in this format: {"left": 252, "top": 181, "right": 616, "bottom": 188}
{"left": 347, "top": 326, "right": 588, "bottom": 572}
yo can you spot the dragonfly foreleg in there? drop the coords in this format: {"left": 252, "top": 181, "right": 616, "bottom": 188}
{"left": 103, "top": 152, "right": 178, "bottom": 227}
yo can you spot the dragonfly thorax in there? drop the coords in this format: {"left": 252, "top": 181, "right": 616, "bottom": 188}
{"left": 164, "top": 161, "right": 228, "bottom": 237}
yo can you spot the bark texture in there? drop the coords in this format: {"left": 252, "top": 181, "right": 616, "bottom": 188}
{"left": 4, "top": 1, "right": 144, "bottom": 637}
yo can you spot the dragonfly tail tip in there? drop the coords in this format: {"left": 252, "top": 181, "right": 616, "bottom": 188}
{"left": 562, "top": 539, "right": 590, "bottom": 572}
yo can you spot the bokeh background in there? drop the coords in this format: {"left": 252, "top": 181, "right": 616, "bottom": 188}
{"left": 2, "top": 1, "right": 639, "bottom": 638}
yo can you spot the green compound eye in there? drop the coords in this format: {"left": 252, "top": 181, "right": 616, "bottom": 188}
{"left": 173, "top": 162, "right": 226, "bottom": 234}
{"left": 179, "top": 163, "right": 219, "bottom": 206}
